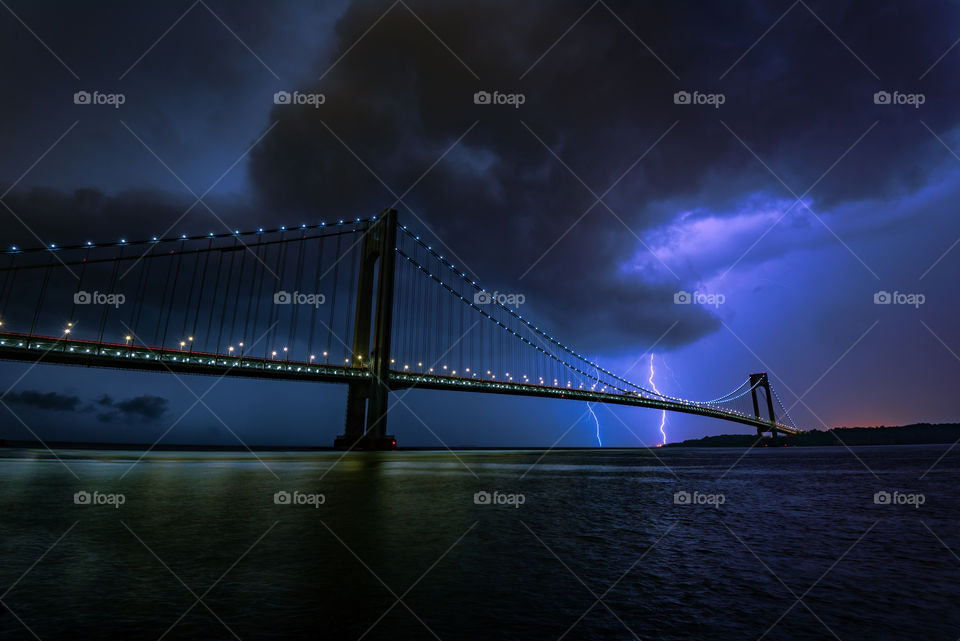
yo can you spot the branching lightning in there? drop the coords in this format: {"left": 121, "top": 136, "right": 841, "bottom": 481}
{"left": 649, "top": 353, "right": 667, "bottom": 446}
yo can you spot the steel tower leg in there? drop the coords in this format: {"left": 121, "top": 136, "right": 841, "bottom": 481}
{"left": 750, "top": 372, "right": 777, "bottom": 437}
{"left": 334, "top": 209, "right": 398, "bottom": 451}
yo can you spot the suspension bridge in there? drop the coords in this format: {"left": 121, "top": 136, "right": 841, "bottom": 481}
{"left": 0, "top": 210, "right": 800, "bottom": 449}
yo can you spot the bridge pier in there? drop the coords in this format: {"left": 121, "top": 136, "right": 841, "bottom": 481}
{"left": 334, "top": 209, "right": 398, "bottom": 451}
{"left": 750, "top": 372, "right": 778, "bottom": 437}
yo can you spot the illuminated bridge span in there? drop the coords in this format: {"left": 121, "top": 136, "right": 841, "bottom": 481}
{"left": 0, "top": 210, "right": 800, "bottom": 449}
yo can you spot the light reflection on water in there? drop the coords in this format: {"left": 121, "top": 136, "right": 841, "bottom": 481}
{"left": 0, "top": 444, "right": 957, "bottom": 640}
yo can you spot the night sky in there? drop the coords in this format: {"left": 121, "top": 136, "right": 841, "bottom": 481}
{"left": 1, "top": 0, "right": 958, "bottom": 447}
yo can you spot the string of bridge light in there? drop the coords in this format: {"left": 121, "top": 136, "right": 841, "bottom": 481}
{"left": 395, "top": 240, "right": 769, "bottom": 411}
{"left": 394, "top": 248, "right": 627, "bottom": 394}
{"left": 0, "top": 332, "right": 784, "bottom": 426}
{"left": 396, "top": 225, "right": 766, "bottom": 409}
{"left": 699, "top": 378, "right": 751, "bottom": 404}
{"left": 395, "top": 225, "right": 667, "bottom": 397}
{"left": 2, "top": 216, "right": 379, "bottom": 254}
{"left": 768, "top": 385, "right": 799, "bottom": 430}
{"left": 701, "top": 377, "right": 766, "bottom": 405}
{"left": 1, "top": 214, "right": 792, "bottom": 423}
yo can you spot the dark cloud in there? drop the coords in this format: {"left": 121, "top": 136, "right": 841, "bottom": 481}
{"left": 0, "top": 186, "right": 258, "bottom": 250}
{"left": 0, "top": 1, "right": 959, "bottom": 441}
{"left": 0, "top": 388, "right": 167, "bottom": 422}
{"left": 4, "top": 389, "right": 82, "bottom": 412}
{"left": 247, "top": 0, "right": 960, "bottom": 351}
{"left": 94, "top": 394, "right": 168, "bottom": 423}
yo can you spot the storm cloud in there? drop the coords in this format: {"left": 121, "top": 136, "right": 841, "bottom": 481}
{"left": 94, "top": 394, "right": 169, "bottom": 423}
{"left": 1, "top": 1, "right": 959, "bottom": 442}
{"left": 4, "top": 389, "right": 82, "bottom": 412}
{"left": 247, "top": 0, "right": 960, "bottom": 351}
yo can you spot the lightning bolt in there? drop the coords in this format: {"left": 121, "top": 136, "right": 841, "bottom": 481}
{"left": 587, "top": 358, "right": 602, "bottom": 447}
{"left": 648, "top": 353, "right": 667, "bottom": 446}
{"left": 587, "top": 403, "right": 602, "bottom": 447}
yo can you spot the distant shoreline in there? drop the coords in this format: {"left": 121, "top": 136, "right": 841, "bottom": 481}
{"left": 664, "top": 423, "right": 960, "bottom": 448}
{"left": 0, "top": 423, "right": 957, "bottom": 451}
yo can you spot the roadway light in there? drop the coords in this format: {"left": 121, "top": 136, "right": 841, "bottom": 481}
{"left": 271, "top": 350, "right": 277, "bottom": 359}
{"left": 125, "top": 335, "right": 132, "bottom": 345}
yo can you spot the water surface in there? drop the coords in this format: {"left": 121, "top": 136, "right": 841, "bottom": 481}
{"left": 0, "top": 445, "right": 956, "bottom": 640}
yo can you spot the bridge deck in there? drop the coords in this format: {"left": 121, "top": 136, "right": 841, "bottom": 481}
{"left": 0, "top": 331, "right": 799, "bottom": 435}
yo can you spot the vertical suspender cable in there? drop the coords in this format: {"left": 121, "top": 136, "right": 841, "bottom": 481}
{"left": 98, "top": 246, "right": 123, "bottom": 344}
{"left": 30, "top": 263, "right": 52, "bottom": 337}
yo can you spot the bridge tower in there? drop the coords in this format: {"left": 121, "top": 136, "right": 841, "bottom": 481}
{"left": 749, "top": 372, "right": 777, "bottom": 437}
{"left": 334, "top": 209, "right": 398, "bottom": 450}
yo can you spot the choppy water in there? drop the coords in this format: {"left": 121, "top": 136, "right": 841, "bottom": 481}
{"left": 1, "top": 444, "right": 957, "bottom": 640}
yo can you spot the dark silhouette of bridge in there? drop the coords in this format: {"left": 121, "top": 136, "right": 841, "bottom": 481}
{"left": 0, "top": 210, "right": 800, "bottom": 448}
